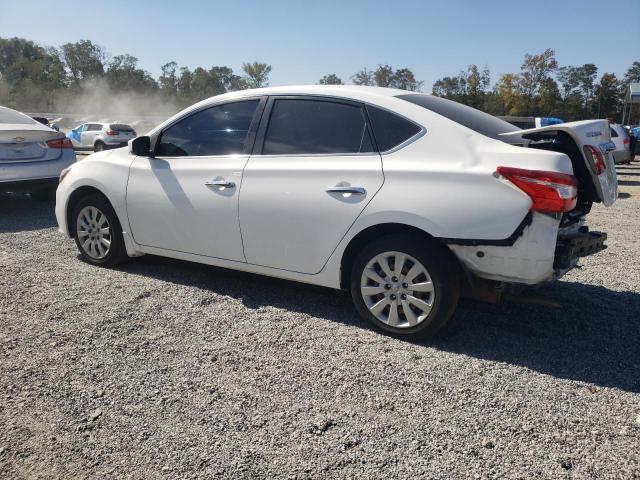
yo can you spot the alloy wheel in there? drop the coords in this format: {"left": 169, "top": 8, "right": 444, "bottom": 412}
{"left": 76, "top": 206, "right": 111, "bottom": 259}
{"left": 360, "top": 251, "right": 435, "bottom": 328}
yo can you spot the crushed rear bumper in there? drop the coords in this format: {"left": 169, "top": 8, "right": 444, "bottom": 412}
{"left": 554, "top": 228, "right": 607, "bottom": 270}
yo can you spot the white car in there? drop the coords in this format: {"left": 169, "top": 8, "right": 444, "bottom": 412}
{"left": 55, "top": 86, "right": 617, "bottom": 338}
{"left": 610, "top": 123, "right": 631, "bottom": 164}
{"left": 67, "top": 122, "right": 136, "bottom": 152}
{"left": 1, "top": 106, "right": 76, "bottom": 198}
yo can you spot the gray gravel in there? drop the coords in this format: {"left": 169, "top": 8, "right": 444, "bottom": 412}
{"left": 1, "top": 161, "right": 640, "bottom": 479}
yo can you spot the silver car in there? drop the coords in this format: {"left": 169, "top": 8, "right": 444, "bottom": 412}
{"left": 67, "top": 122, "right": 137, "bottom": 152}
{"left": 0, "top": 106, "right": 76, "bottom": 198}
{"left": 610, "top": 123, "right": 631, "bottom": 165}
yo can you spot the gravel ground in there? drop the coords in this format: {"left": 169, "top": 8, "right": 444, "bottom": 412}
{"left": 1, "top": 160, "right": 639, "bottom": 479}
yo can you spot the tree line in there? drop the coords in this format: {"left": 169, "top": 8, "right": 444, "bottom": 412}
{"left": 0, "top": 37, "right": 638, "bottom": 122}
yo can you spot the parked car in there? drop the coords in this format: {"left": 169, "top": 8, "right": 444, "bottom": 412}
{"left": 55, "top": 86, "right": 617, "bottom": 338}
{"left": 67, "top": 122, "right": 136, "bottom": 152}
{"left": 1, "top": 106, "right": 76, "bottom": 198}
{"left": 610, "top": 123, "right": 631, "bottom": 164}
{"left": 498, "top": 116, "right": 564, "bottom": 129}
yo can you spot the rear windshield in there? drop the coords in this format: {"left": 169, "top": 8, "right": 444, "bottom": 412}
{"left": 109, "top": 124, "right": 134, "bottom": 131}
{"left": 0, "top": 107, "right": 39, "bottom": 125}
{"left": 396, "top": 94, "right": 522, "bottom": 142}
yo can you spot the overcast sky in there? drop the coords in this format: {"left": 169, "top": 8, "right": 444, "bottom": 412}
{"left": 1, "top": 0, "right": 638, "bottom": 90}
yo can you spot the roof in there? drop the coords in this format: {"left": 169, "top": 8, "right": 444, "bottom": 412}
{"left": 193, "top": 85, "right": 413, "bottom": 107}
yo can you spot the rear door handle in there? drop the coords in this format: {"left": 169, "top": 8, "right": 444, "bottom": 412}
{"left": 326, "top": 186, "right": 366, "bottom": 195}
{"left": 205, "top": 179, "right": 236, "bottom": 188}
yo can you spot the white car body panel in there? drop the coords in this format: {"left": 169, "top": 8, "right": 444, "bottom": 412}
{"left": 239, "top": 153, "right": 384, "bottom": 274}
{"left": 126, "top": 154, "right": 247, "bottom": 262}
{"left": 55, "top": 86, "right": 617, "bottom": 290}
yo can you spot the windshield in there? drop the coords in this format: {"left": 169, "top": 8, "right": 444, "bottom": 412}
{"left": 396, "top": 94, "right": 522, "bottom": 143}
{"left": 0, "top": 106, "right": 39, "bottom": 125}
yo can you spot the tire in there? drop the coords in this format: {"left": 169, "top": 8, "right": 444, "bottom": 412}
{"left": 72, "top": 194, "right": 128, "bottom": 267}
{"left": 350, "top": 234, "right": 460, "bottom": 339}
{"left": 30, "top": 186, "right": 56, "bottom": 201}
{"left": 94, "top": 141, "right": 105, "bottom": 152}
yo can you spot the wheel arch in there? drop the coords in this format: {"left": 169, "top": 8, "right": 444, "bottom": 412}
{"left": 65, "top": 186, "right": 114, "bottom": 238}
{"left": 339, "top": 222, "right": 460, "bottom": 289}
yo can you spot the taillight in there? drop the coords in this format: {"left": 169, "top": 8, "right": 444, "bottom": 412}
{"left": 46, "top": 138, "right": 73, "bottom": 149}
{"left": 496, "top": 166, "right": 578, "bottom": 213}
{"left": 623, "top": 137, "right": 629, "bottom": 145}
{"left": 583, "top": 145, "right": 606, "bottom": 175}
{"left": 106, "top": 130, "right": 118, "bottom": 136}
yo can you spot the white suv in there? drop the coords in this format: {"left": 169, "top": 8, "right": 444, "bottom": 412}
{"left": 55, "top": 86, "right": 617, "bottom": 338}
{"left": 67, "top": 122, "right": 136, "bottom": 152}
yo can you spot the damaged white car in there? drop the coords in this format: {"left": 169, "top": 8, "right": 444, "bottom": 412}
{"left": 55, "top": 86, "right": 617, "bottom": 338}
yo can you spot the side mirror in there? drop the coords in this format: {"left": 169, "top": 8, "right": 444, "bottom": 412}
{"left": 130, "top": 136, "right": 152, "bottom": 157}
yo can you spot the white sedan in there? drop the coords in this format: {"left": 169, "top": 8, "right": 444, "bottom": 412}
{"left": 55, "top": 86, "right": 617, "bottom": 338}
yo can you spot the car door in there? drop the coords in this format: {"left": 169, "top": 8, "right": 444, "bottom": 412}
{"left": 126, "top": 98, "right": 264, "bottom": 261}
{"left": 239, "top": 96, "right": 384, "bottom": 274}
{"left": 80, "top": 123, "right": 101, "bottom": 146}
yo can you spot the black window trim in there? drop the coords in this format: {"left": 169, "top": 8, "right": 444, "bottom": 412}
{"left": 252, "top": 94, "right": 423, "bottom": 157}
{"left": 365, "top": 103, "right": 426, "bottom": 154}
{"left": 151, "top": 96, "right": 267, "bottom": 158}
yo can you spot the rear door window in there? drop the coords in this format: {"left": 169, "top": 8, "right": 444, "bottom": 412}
{"left": 156, "top": 100, "right": 260, "bottom": 157}
{"left": 366, "top": 105, "right": 421, "bottom": 152}
{"left": 610, "top": 127, "right": 618, "bottom": 138}
{"left": 262, "top": 98, "right": 374, "bottom": 155}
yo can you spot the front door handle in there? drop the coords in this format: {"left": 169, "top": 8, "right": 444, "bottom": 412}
{"left": 205, "top": 179, "right": 236, "bottom": 188}
{"left": 326, "top": 185, "right": 366, "bottom": 195}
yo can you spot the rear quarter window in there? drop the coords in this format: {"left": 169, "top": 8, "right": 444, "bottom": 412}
{"left": 366, "top": 105, "right": 422, "bottom": 152}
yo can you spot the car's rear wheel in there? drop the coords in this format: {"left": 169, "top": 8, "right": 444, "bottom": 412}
{"left": 72, "top": 194, "right": 128, "bottom": 266}
{"left": 350, "top": 234, "right": 460, "bottom": 339}
{"left": 94, "top": 141, "right": 105, "bottom": 152}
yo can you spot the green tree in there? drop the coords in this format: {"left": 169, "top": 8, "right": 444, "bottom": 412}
{"left": 354, "top": 65, "right": 422, "bottom": 90}
{"left": 519, "top": 48, "right": 558, "bottom": 112}
{"left": 623, "top": 61, "right": 640, "bottom": 84}
{"left": 242, "top": 61, "right": 271, "bottom": 88}
{"left": 391, "top": 68, "right": 422, "bottom": 91}
{"left": 209, "top": 66, "right": 246, "bottom": 91}
{"left": 593, "top": 73, "right": 622, "bottom": 120}
{"left": 60, "top": 39, "right": 106, "bottom": 83}
{"left": 318, "top": 73, "right": 343, "bottom": 85}
{"left": 556, "top": 64, "right": 598, "bottom": 118}
{"left": 537, "top": 77, "right": 562, "bottom": 116}
{"left": 373, "top": 64, "right": 394, "bottom": 87}
{"left": 495, "top": 73, "right": 524, "bottom": 115}
{"left": 106, "top": 54, "right": 157, "bottom": 92}
{"left": 432, "top": 75, "right": 466, "bottom": 100}
{"left": 0, "top": 37, "right": 67, "bottom": 110}
{"left": 351, "top": 68, "right": 374, "bottom": 86}
{"left": 432, "top": 65, "right": 489, "bottom": 107}
{"left": 159, "top": 61, "right": 178, "bottom": 99}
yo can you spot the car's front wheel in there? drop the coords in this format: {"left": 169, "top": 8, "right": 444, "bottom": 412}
{"left": 94, "top": 141, "right": 105, "bottom": 152}
{"left": 350, "top": 234, "right": 460, "bottom": 339}
{"left": 72, "top": 194, "right": 128, "bottom": 266}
